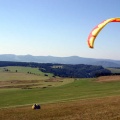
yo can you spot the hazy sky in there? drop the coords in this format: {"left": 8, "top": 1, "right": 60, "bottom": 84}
{"left": 0, "top": 0, "right": 120, "bottom": 60}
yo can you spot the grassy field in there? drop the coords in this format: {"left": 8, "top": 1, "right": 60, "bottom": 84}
{"left": 107, "top": 67, "right": 120, "bottom": 73}
{"left": 0, "top": 75, "right": 120, "bottom": 108}
{"left": 0, "top": 66, "right": 120, "bottom": 119}
{"left": 0, "top": 66, "right": 50, "bottom": 81}
{"left": 0, "top": 66, "right": 74, "bottom": 89}
{"left": 0, "top": 96, "right": 120, "bottom": 120}
{"left": 0, "top": 66, "right": 75, "bottom": 108}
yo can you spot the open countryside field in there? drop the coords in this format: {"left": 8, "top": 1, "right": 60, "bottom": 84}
{"left": 107, "top": 67, "right": 120, "bottom": 73}
{"left": 0, "top": 66, "right": 74, "bottom": 89}
{"left": 0, "top": 66, "right": 120, "bottom": 119}
{"left": 0, "top": 96, "right": 120, "bottom": 120}
{"left": 97, "top": 75, "right": 120, "bottom": 82}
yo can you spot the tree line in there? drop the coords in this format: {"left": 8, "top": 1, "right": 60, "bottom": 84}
{"left": 0, "top": 61, "right": 114, "bottom": 78}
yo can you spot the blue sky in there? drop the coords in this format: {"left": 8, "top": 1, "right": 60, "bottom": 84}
{"left": 0, "top": 0, "right": 120, "bottom": 60}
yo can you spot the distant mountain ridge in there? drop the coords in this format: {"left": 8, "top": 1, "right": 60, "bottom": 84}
{"left": 0, "top": 54, "right": 120, "bottom": 67}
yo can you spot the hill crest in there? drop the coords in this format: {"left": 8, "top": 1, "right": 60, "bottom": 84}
{"left": 0, "top": 54, "right": 120, "bottom": 67}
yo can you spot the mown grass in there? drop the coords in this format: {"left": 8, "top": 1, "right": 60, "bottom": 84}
{"left": 0, "top": 96, "right": 120, "bottom": 120}
{"left": 0, "top": 66, "right": 75, "bottom": 108}
{"left": 0, "top": 69, "right": 74, "bottom": 89}
{"left": 0, "top": 72, "right": 49, "bottom": 81}
{"left": 1, "top": 66, "right": 120, "bottom": 120}
{"left": 1, "top": 66, "right": 53, "bottom": 76}
{"left": 0, "top": 78, "right": 120, "bottom": 108}
{"left": 0, "top": 66, "right": 52, "bottom": 81}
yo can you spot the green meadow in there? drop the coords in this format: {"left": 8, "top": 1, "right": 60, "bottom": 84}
{"left": 0, "top": 66, "right": 120, "bottom": 108}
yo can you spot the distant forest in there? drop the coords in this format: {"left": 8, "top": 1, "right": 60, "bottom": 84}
{"left": 0, "top": 61, "right": 119, "bottom": 78}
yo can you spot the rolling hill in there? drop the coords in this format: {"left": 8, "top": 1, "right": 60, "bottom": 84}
{"left": 0, "top": 54, "right": 120, "bottom": 67}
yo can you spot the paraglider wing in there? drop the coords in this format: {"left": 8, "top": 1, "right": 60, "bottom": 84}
{"left": 87, "top": 18, "right": 120, "bottom": 48}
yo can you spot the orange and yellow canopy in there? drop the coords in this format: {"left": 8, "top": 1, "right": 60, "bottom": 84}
{"left": 87, "top": 18, "right": 120, "bottom": 48}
